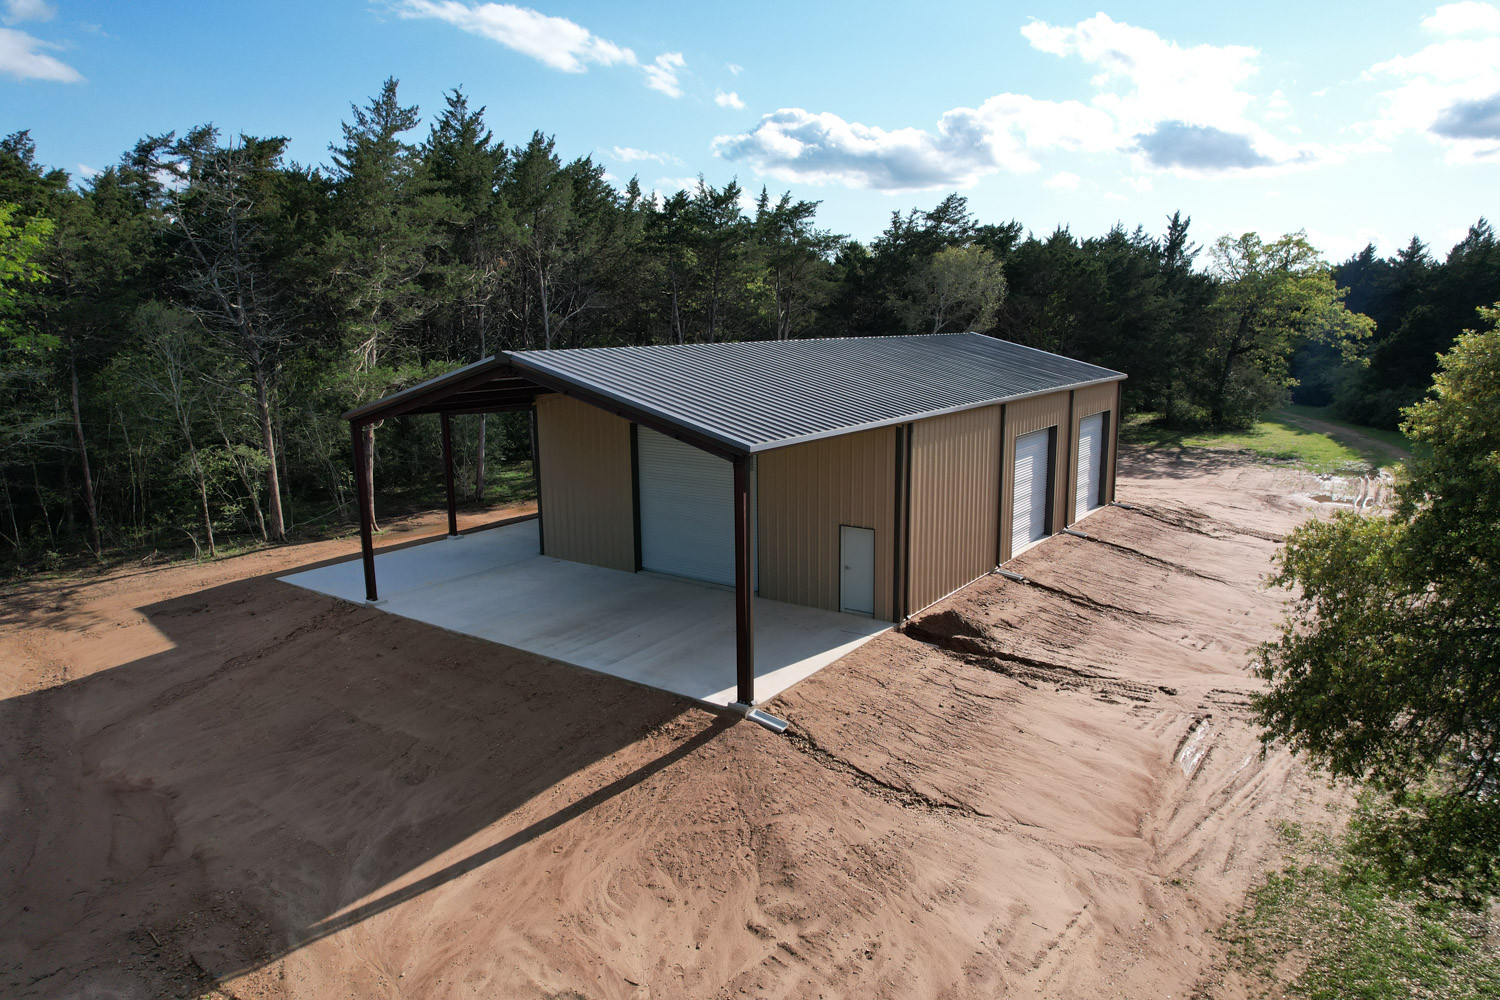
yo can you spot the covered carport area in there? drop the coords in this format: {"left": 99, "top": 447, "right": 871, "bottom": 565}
{"left": 328, "top": 356, "right": 875, "bottom": 710}
{"left": 279, "top": 518, "right": 887, "bottom": 706}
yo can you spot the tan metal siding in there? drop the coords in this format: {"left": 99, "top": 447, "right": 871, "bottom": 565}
{"left": 1000, "top": 391, "right": 1071, "bottom": 562}
{"left": 757, "top": 428, "right": 897, "bottom": 621}
{"left": 1066, "top": 382, "right": 1121, "bottom": 524}
{"left": 535, "top": 394, "right": 635, "bottom": 572}
{"left": 907, "top": 406, "right": 1002, "bottom": 613}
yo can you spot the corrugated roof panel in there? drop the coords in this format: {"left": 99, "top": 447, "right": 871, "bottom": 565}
{"left": 506, "top": 333, "right": 1124, "bottom": 455}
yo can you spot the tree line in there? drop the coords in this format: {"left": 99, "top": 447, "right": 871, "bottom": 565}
{"left": 1293, "top": 221, "right": 1500, "bottom": 428}
{"left": 0, "top": 77, "right": 1493, "bottom": 567}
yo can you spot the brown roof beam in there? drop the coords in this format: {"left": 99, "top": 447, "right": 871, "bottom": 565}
{"left": 507, "top": 356, "right": 745, "bottom": 461}
{"left": 342, "top": 357, "right": 540, "bottom": 424}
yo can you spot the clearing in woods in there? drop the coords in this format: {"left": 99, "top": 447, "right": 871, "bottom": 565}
{"left": 1, "top": 445, "right": 1348, "bottom": 998}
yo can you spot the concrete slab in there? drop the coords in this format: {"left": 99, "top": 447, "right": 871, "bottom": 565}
{"left": 279, "top": 520, "right": 890, "bottom": 708}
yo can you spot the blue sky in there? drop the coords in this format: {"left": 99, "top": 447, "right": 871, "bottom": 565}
{"left": 3, "top": 0, "right": 1497, "bottom": 261}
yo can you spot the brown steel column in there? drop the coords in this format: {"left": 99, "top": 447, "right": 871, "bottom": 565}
{"left": 1109, "top": 380, "right": 1123, "bottom": 502}
{"left": 351, "top": 420, "right": 377, "bottom": 602}
{"left": 995, "top": 403, "right": 1006, "bottom": 568}
{"left": 440, "top": 412, "right": 458, "bottom": 537}
{"left": 530, "top": 406, "right": 545, "bottom": 556}
{"left": 733, "top": 456, "right": 755, "bottom": 706}
{"left": 1062, "top": 390, "right": 1077, "bottom": 527}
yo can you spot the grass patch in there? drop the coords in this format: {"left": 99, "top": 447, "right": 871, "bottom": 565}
{"left": 1279, "top": 405, "right": 1413, "bottom": 467}
{"left": 1224, "top": 823, "right": 1500, "bottom": 999}
{"left": 1124, "top": 412, "right": 1381, "bottom": 473}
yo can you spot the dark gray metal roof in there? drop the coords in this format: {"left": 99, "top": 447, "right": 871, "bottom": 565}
{"left": 508, "top": 332, "right": 1124, "bottom": 455}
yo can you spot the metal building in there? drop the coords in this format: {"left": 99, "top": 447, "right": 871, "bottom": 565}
{"left": 343, "top": 333, "right": 1125, "bottom": 708}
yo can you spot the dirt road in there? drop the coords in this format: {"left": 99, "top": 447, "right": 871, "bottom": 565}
{"left": 0, "top": 449, "right": 1333, "bottom": 998}
{"left": 1274, "top": 408, "right": 1411, "bottom": 467}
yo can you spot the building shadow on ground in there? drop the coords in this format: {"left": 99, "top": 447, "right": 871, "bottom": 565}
{"left": 0, "top": 546, "right": 732, "bottom": 998}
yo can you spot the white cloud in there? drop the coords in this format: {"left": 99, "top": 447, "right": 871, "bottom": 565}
{"left": 392, "top": 2, "right": 689, "bottom": 98}
{"left": 1422, "top": 1, "right": 1500, "bottom": 34}
{"left": 1021, "top": 13, "right": 1260, "bottom": 132}
{"left": 1044, "top": 171, "right": 1081, "bottom": 190}
{"left": 714, "top": 95, "right": 1114, "bottom": 191}
{"left": 392, "top": 0, "right": 633, "bottom": 72}
{"left": 643, "top": 51, "right": 685, "bottom": 97}
{"left": 1123, "top": 175, "right": 1153, "bottom": 193}
{"left": 715, "top": 13, "right": 1312, "bottom": 190}
{"left": 1265, "top": 89, "right": 1292, "bottom": 120}
{"left": 726, "top": 62, "right": 742, "bottom": 76}
{"left": 609, "top": 145, "right": 680, "bottom": 164}
{"left": 1365, "top": 3, "right": 1500, "bottom": 161}
{"left": 715, "top": 88, "right": 744, "bottom": 110}
{"left": 76, "top": 162, "right": 99, "bottom": 178}
{"left": 3, "top": 0, "right": 54, "bottom": 24}
{"left": 654, "top": 175, "right": 702, "bottom": 195}
{"left": 0, "top": 26, "right": 80, "bottom": 81}
{"left": 1022, "top": 13, "right": 1315, "bottom": 173}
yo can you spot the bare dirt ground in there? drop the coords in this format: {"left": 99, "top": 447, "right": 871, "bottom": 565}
{"left": 1, "top": 448, "right": 1339, "bottom": 999}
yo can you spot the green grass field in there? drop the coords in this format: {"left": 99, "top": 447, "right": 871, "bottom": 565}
{"left": 1224, "top": 824, "right": 1500, "bottom": 999}
{"left": 1124, "top": 408, "right": 1413, "bottom": 474}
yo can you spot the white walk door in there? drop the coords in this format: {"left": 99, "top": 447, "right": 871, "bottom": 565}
{"left": 1012, "top": 428, "right": 1051, "bottom": 552}
{"left": 637, "top": 427, "right": 755, "bottom": 587}
{"left": 1074, "top": 412, "right": 1105, "bottom": 521}
{"left": 839, "top": 525, "right": 876, "bottom": 616}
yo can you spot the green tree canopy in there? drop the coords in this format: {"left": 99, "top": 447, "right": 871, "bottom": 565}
{"left": 0, "top": 201, "right": 53, "bottom": 350}
{"left": 1255, "top": 302, "right": 1500, "bottom": 897}
{"left": 1204, "top": 231, "right": 1373, "bottom": 427}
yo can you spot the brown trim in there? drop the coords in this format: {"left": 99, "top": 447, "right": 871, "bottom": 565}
{"left": 1062, "top": 389, "right": 1076, "bottom": 527}
{"left": 630, "top": 423, "right": 642, "bottom": 571}
{"left": 342, "top": 357, "right": 542, "bottom": 423}
{"left": 404, "top": 392, "right": 546, "bottom": 416}
{"left": 891, "top": 426, "right": 904, "bottom": 623}
{"left": 1109, "top": 380, "right": 1122, "bottom": 502}
{"left": 440, "top": 412, "right": 458, "bottom": 537}
{"left": 351, "top": 420, "right": 377, "bottom": 601}
{"left": 733, "top": 456, "right": 756, "bottom": 706}
{"left": 529, "top": 406, "right": 545, "bottom": 556}
{"left": 510, "top": 356, "right": 745, "bottom": 461}
{"left": 406, "top": 404, "right": 541, "bottom": 418}
{"left": 995, "top": 403, "right": 1007, "bottom": 568}
{"left": 900, "top": 421, "right": 914, "bottom": 621}
{"left": 1044, "top": 426, "right": 1059, "bottom": 537}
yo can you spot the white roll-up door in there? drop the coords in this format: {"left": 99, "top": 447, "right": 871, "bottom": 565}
{"left": 637, "top": 428, "right": 755, "bottom": 587}
{"left": 1012, "top": 428, "right": 1051, "bottom": 552}
{"left": 1074, "top": 412, "right": 1105, "bottom": 521}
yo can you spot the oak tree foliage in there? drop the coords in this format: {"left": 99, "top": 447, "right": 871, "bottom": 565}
{"left": 1256, "top": 304, "right": 1500, "bottom": 898}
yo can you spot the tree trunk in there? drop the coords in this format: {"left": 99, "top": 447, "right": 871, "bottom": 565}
{"left": 275, "top": 396, "right": 292, "bottom": 530}
{"left": 215, "top": 423, "right": 268, "bottom": 542}
{"left": 32, "top": 461, "right": 55, "bottom": 548}
{"left": 474, "top": 414, "right": 486, "bottom": 500}
{"left": 669, "top": 258, "right": 683, "bottom": 345}
{"left": 475, "top": 323, "right": 487, "bottom": 499}
{"left": 116, "top": 405, "right": 139, "bottom": 535}
{"left": 1, "top": 473, "right": 22, "bottom": 559}
{"left": 538, "top": 259, "right": 552, "bottom": 350}
{"left": 1211, "top": 317, "right": 1251, "bottom": 428}
{"left": 66, "top": 340, "right": 102, "bottom": 557}
{"left": 250, "top": 360, "right": 286, "bottom": 542}
{"left": 189, "top": 448, "right": 216, "bottom": 558}
{"left": 362, "top": 421, "right": 379, "bottom": 533}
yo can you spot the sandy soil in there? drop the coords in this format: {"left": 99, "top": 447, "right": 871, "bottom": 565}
{"left": 1, "top": 448, "right": 1338, "bottom": 999}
